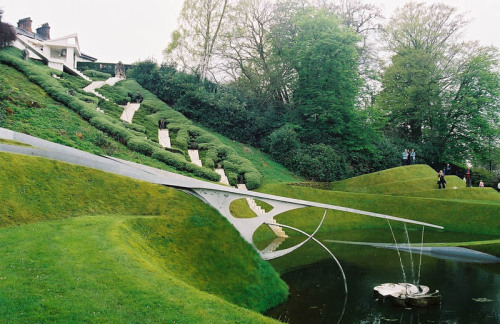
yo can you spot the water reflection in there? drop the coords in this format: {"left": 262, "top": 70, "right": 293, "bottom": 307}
{"left": 265, "top": 232, "right": 500, "bottom": 323}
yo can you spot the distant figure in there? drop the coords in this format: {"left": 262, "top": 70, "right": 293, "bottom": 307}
{"left": 135, "top": 92, "right": 143, "bottom": 103}
{"left": 22, "top": 48, "right": 29, "bottom": 61}
{"left": 465, "top": 167, "right": 473, "bottom": 187}
{"left": 479, "top": 180, "right": 484, "bottom": 188}
{"left": 115, "top": 61, "right": 126, "bottom": 79}
{"left": 402, "top": 149, "right": 409, "bottom": 166}
{"left": 158, "top": 118, "right": 166, "bottom": 129}
{"left": 437, "top": 170, "right": 446, "bottom": 189}
{"left": 410, "top": 149, "right": 416, "bottom": 165}
{"left": 444, "top": 163, "right": 451, "bottom": 175}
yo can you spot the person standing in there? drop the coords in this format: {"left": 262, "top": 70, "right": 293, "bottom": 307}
{"left": 465, "top": 167, "right": 473, "bottom": 187}
{"left": 402, "top": 149, "right": 409, "bottom": 166}
{"left": 410, "top": 149, "right": 416, "bottom": 165}
{"left": 444, "top": 163, "right": 451, "bottom": 175}
{"left": 437, "top": 170, "right": 446, "bottom": 189}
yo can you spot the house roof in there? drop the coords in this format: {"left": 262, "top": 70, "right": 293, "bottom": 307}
{"left": 16, "top": 27, "right": 48, "bottom": 41}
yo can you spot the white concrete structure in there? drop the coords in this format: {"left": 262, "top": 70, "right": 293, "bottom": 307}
{"left": 120, "top": 103, "right": 141, "bottom": 124}
{"left": 14, "top": 17, "right": 96, "bottom": 80}
{"left": 83, "top": 81, "right": 108, "bottom": 100}
{"left": 188, "top": 149, "right": 203, "bottom": 167}
{"left": 158, "top": 129, "right": 171, "bottom": 148}
{"left": 237, "top": 184, "right": 288, "bottom": 238}
{"left": 215, "top": 168, "right": 230, "bottom": 185}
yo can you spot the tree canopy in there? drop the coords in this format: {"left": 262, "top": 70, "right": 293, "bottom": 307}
{"left": 133, "top": 0, "right": 500, "bottom": 181}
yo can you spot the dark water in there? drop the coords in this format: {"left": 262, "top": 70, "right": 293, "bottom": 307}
{"left": 264, "top": 232, "right": 500, "bottom": 323}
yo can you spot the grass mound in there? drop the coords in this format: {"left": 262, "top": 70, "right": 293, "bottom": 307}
{"left": 0, "top": 152, "right": 288, "bottom": 321}
{"left": 255, "top": 170, "right": 500, "bottom": 257}
{"left": 327, "top": 165, "right": 467, "bottom": 194}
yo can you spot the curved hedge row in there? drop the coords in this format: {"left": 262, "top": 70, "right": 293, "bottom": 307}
{"left": 116, "top": 79, "right": 263, "bottom": 189}
{"left": 0, "top": 48, "right": 220, "bottom": 182}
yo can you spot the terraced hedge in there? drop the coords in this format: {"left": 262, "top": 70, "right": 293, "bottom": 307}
{"left": 106, "top": 79, "right": 263, "bottom": 189}
{"left": 0, "top": 47, "right": 220, "bottom": 182}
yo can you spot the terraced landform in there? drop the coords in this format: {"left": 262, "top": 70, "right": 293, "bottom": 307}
{"left": 1, "top": 45, "right": 498, "bottom": 321}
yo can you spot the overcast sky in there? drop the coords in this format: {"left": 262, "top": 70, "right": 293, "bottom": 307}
{"left": 1, "top": 0, "right": 499, "bottom": 64}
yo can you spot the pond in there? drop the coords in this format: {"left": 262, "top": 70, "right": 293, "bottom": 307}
{"left": 264, "top": 230, "right": 500, "bottom": 323}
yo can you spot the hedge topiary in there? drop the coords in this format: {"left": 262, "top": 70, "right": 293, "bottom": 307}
{"left": 0, "top": 48, "right": 225, "bottom": 183}
{"left": 127, "top": 138, "right": 158, "bottom": 156}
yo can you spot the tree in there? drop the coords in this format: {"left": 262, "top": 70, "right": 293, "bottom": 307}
{"left": 0, "top": 10, "right": 16, "bottom": 49}
{"left": 165, "top": 0, "right": 229, "bottom": 81}
{"left": 283, "top": 7, "right": 361, "bottom": 145}
{"left": 378, "top": 2, "right": 500, "bottom": 165}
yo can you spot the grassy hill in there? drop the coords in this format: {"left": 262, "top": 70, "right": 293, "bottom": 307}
{"left": 0, "top": 47, "right": 299, "bottom": 188}
{"left": 253, "top": 165, "right": 500, "bottom": 259}
{"left": 0, "top": 152, "right": 286, "bottom": 322}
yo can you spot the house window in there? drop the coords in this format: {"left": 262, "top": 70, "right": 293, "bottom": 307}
{"left": 60, "top": 49, "right": 67, "bottom": 57}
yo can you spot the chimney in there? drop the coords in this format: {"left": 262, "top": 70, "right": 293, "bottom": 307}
{"left": 36, "top": 23, "right": 50, "bottom": 39}
{"left": 17, "top": 17, "right": 32, "bottom": 32}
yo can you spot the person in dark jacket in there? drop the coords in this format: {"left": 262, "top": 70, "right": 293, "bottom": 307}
{"left": 437, "top": 170, "right": 446, "bottom": 189}
{"left": 444, "top": 163, "right": 451, "bottom": 175}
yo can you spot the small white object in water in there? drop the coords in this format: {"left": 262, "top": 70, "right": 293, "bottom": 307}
{"left": 472, "top": 297, "right": 493, "bottom": 303}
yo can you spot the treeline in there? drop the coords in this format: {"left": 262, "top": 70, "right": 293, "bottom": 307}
{"left": 129, "top": 0, "right": 500, "bottom": 181}
{"left": 128, "top": 61, "right": 398, "bottom": 182}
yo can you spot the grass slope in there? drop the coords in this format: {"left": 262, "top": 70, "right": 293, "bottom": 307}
{"left": 0, "top": 152, "right": 287, "bottom": 321}
{"left": 328, "top": 165, "right": 467, "bottom": 195}
{"left": 255, "top": 166, "right": 500, "bottom": 257}
{"left": 0, "top": 216, "right": 279, "bottom": 323}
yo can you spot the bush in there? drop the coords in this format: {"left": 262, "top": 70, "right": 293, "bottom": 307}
{"left": 127, "top": 138, "right": 158, "bottom": 156}
{"left": 291, "top": 144, "right": 348, "bottom": 182}
{"left": 244, "top": 171, "right": 262, "bottom": 190}
{"left": 97, "top": 84, "right": 130, "bottom": 105}
{"left": 89, "top": 116, "right": 133, "bottom": 144}
{"left": 82, "top": 69, "right": 112, "bottom": 81}
{"left": 123, "top": 123, "right": 146, "bottom": 134}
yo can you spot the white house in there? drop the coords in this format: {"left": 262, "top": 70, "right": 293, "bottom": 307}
{"left": 14, "top": 17, "right": 96, "bottom": 80}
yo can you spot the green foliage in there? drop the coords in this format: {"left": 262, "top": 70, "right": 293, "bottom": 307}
{"left": 0, "top": 22, "right": 16, "bottom": 48}
{"left": 126, "top": 137, "right": 159, "bottom": 156}
{"left": 110, "top": 78, "right": 262, "bottom": 187}
{"left": 378, "top": 3, "right": 500, "bottom": 167}
{"left": 97, "top": 84, "right": 130, "bottom": 105}
{"left": 0, "top": 48, "right": 222, "bottom": 182}
{"left": 82, "top": 69, "right": 112, "bottom": 81}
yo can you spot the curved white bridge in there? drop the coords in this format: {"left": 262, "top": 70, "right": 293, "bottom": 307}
{"left": 0, "top": 128, "right": 443, "bottom": 263}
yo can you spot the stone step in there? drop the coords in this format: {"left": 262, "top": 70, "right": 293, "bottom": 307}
{"left": 188, "top": 149, "right": 202, "bottom": 167}
{"left": 83, "top": 81, "right": 109, "bottom": 101}
{"left": 262, "top": 237, "right": 287, "bottom": 253}
{"left": 158, "top": 129, "right": 171, "bottom": 148}
{"left": 237, "top": 183, "right": 288, "bottom": 238}
{"left": 120, "top": 102, "right": 141, "bottom": 123}
{"left": 215, "top": 168, "right": 230, "bottom": 185}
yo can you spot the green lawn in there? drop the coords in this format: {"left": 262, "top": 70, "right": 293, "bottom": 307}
{"left": 254, "top": 166, "right": 500, "bottom": 257}
{"left": 0, "top": 216, "right": 280, "bottom": 323}
{"left": 0, "top": 152, "right": 287, "bottom": 321}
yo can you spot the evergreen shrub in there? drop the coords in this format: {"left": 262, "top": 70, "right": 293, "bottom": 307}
{"left": 82, "top": 69, "right": 111, "bottom": 81}
{"left": 89, "top": 116, "right": 133, "bottom": 144}
{"left": 127, "top": 138, "right": 158, "bottom": 156}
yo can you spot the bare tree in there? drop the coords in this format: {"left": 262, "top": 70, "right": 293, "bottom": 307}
{"left": 165, "top": 0, "right": 229, "bottom": 81}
